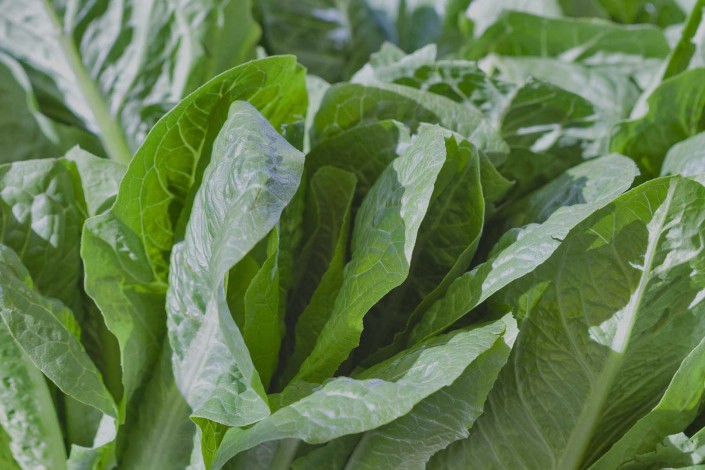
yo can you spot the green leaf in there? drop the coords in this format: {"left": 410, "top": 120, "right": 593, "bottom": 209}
{"left": 0, "top": 310, "right": 66, "bottom": 470}
{"left": 82, "top": 56, "right": 306, "bottom": 409}
{"left": 281, "top": 167, "right": 357, "bottom": 386}
{"left": 500, "top": 80, "right": 604, "bottom": 159}
{"left": 0, "top": 0, "right": 261, "bottom": 162}
{"left": 288, "top": 167, "right": 357, "bottom": 318}
{"left": 492, "top": 57, "right": 640, "bottom": 119}
{"left": 352, "top": 44, "right": 515, "bottom": 127}
{"left": 65, "top": 147, "right": 125, "bottom": 217}
{"left": 598, "top": 0, "right": 687, "bottom": 26}
{"left": 243, "top": 228, "right": 282, "bottom": 389}
{"left": 662, "top": 0, "right": 705, "bottom": 79}
{"left": 211, "top": 316, "right": 512, "bottom": 469}
{"left": 311, "top": 83, "right": 506, "bottom": 153}
{"left": 661, "top": 131, "right": 705, "bottom": 177}
{"left": 0, "top": 425, "right": 20, "bottom": 470}
{"left": 290, "top": 124, "right": 453, "bottom": 384}
{"left": 118, "top": 345, "right": 198, "bottom": 470}
{"left": 0, "top": 154, "right": 121, "bottom": 468}
{"left": 348, "top": 321, "right": 517, "bottom": 470}
{"left": 466, "top": 0, "right": 563, "bottom": 37}
{"left": 0, "top": 52, "right": 59, "bottom": 162}
{"left": 611, "top": 69, "right": 705, "bottom": 177}
{"left": 590, "top": 335, "right": 705, "bottom": 469}
{"left": 464, "top": 11, "right": 670, "bottom": 64}
{"left": 291, "top": 436, "right": 361, "bottom": 470}
{"left": 256, "top": 0, "right": 388, "bottom": 82}
{"left": 352, "top": 45, "right": 613, "bottom": 193}
{"left": 307, "top": 120, "right": 410, "bottom": 201}
{"left": 361, "top": 133, "right": 485, "bottom": 356}
{"left": 335, "top": 1, "right": 475, "bottom": 56}
{"left": 166, "top": 101, "right": 304, "bottom": 425}
{"left": 0, "top": 245, "right": 117, "bottom": 418}
{"left": 0, "top": 158, "right": 84, "bottom": 313}
{"left": 410, "top": 154, "right": 638, "bottom": 345}
{"left": 435, "top": 175, "right": 705, "bottom": 469}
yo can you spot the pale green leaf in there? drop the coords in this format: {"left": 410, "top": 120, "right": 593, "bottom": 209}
{"left": 661, "top": 131, "right": 705, "bottom": 177}
{"left": 166, "top": 101, "right": 304, "bottom": 425}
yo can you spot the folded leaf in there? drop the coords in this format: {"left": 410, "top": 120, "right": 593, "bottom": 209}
{"left": 166, "top": 101, "right": 304, "bottom": 425}
{"left": 65, "top": 147, "right": 125, "bottom": 217}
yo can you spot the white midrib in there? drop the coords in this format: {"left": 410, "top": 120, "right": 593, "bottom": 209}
{"left": 557, "top": 182, "right": 675, "bottom": 470}
{"left": 39, "top": 0, "right": 133, "bottom": 164}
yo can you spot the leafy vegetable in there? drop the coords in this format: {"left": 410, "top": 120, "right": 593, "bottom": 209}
{"left": 0, "top": 0, "right": 261, "bottom": 163}
{"left": 4, "top": 3, "right": 705, "bottom": 469}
